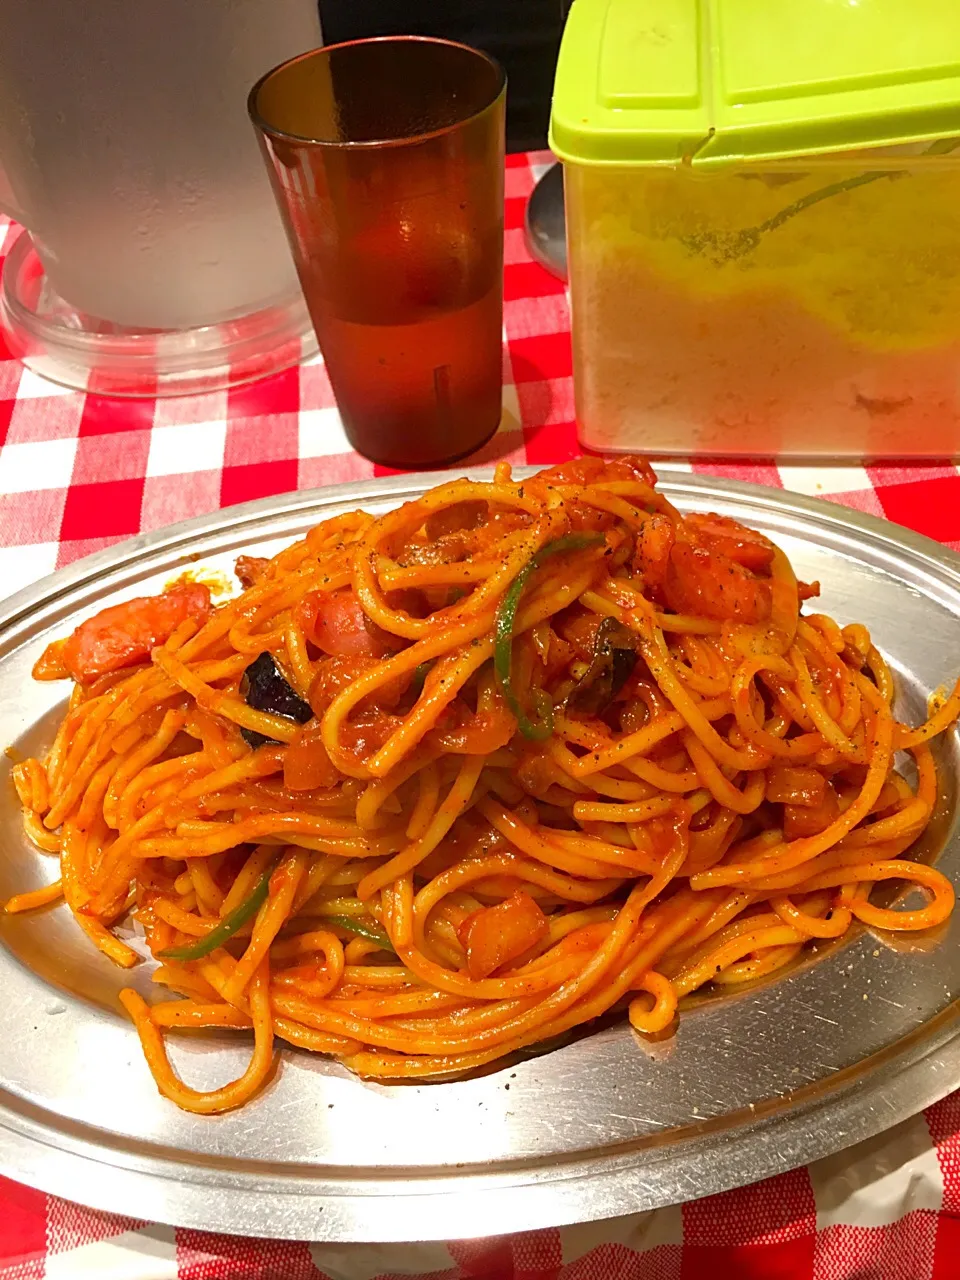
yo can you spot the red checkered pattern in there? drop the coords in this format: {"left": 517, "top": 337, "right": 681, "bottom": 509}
{"left": 3, "top": 152, "right": 960, "bottom": 1278}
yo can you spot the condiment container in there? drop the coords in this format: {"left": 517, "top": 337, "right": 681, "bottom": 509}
{"left": 550, "top": 0, "right": 960, "bottom": 458}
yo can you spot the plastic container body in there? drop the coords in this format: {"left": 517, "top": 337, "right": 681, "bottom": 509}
{"left": 566, "top": 148, "right": 960, "bottom": 460}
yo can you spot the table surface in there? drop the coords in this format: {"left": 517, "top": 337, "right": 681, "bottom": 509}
{"left": 3, "top": 152, "right": 960, "bottom": 1280}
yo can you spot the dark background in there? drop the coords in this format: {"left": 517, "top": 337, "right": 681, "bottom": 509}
{"left": 318, "top": 0, "right": 569, "bottom": 152}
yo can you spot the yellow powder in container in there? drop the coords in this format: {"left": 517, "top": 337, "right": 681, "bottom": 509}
{"left": 567, "top": 157, "right": 960, "bottom": 456}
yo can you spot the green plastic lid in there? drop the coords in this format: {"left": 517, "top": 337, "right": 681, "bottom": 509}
{"left": 550, "top": 0, "right": 960, "bottom": 168}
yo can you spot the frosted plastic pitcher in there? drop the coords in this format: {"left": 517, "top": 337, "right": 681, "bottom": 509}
{"left": 0, "top": 0, "right": 321, "bottom": 393}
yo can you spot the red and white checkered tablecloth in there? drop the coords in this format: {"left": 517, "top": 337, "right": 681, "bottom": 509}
{"left": 3, "top": 151, "right": 960, "bottom": 1280}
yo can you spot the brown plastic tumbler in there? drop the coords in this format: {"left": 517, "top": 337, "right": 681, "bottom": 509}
{"left": 249, "top": 38, "right": 506, "bottom": 469}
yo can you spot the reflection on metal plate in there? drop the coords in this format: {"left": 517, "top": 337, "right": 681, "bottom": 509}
{"left": 0, "top": 467, "right": 959, "bottom": 1242}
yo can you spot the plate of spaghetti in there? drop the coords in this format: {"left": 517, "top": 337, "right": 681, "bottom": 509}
{"left": 2, "top": 458, "right": 960, "bottom": 1241}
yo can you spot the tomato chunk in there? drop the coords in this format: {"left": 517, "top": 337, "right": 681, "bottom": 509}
{"left": 284, "top": 719, "right": 340, "bottom": 791}
{"left": 458, "top": 889, "right": 549, "bottom": 980}
{"left": 664, "top": 542, "right": 771, "bottom": 623}
{"left": 765, "top": 764, "right": 826, "bottom": 808}
{"left": 48, "top": 584, "right": 212, "bottom": 684}
{"left": 235, "top": 555, "right": 271, "bottom": 588}
{"left": 427, "top": 701, "right": 515, "bottom": 754}
{"left": 538, "top": 455, "right": 657, "bottom": 489}
{"left": 633, "top": 513, "right": 677, "bottom": 599}
{"left": 685, "top": 512, "right": 776, "bottom": 572}
{"left": 297, "top": 589, "right": 400, "bottom": 659}
{"left": 784, "top": 782, "right": 840, "bottom": 839}
{"left": 556, "top": 607, "right": 604, "bottom": 661}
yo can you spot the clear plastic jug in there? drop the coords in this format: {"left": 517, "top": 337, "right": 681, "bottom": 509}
{"left": 0, "top": 0, "right": 321, "bottom": 394}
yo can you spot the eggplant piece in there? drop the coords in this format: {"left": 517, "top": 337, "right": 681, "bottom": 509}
{"left": 566, "top": 617, "right": 638, "bottom": 716}
{"left": 240, "top": 652, "right": 312, "bottom": 748}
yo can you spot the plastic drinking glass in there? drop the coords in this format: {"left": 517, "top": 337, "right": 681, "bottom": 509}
{"left": 249, "top": 37, "right": 506, "bottom": 469}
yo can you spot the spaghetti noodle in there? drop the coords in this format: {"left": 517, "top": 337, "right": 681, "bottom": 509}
{"left": 7, "top": 457, "right": 958, "bottom": 1112}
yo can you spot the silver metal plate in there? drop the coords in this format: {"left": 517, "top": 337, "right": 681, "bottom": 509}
{"left": 1, "top": 467, "right": 959, "bottom": 1243}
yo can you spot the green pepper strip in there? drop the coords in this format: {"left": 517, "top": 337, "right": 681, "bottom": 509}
{"left": 494, "top": 532, "right": 606, "bottom": 740}
{"left": 323, "top": 914, "right": 396, "bottom": 953}
{"left": 409, "top": 661, "right": 433, "bottom": 694}
{"left": 158, "top": 870, "right": 272, "bottom": 962}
